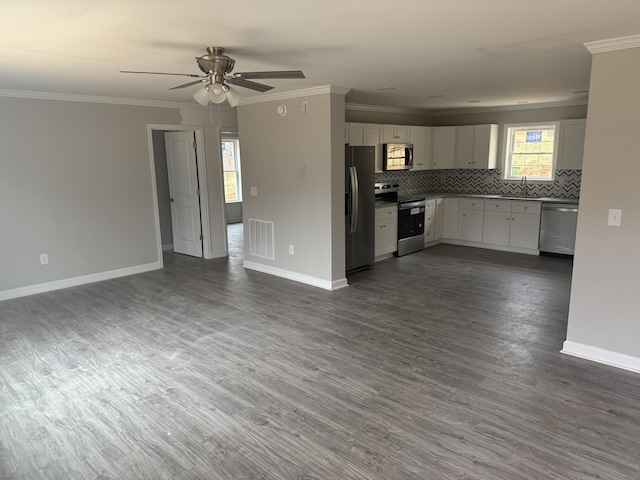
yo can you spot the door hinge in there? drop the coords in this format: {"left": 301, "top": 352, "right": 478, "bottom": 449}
{"left": 199, "top": 234, "right": 203, "bottom": 241}
{"left": 193, "top": 141, "right": 197, "bottom": 150}
{"left": 197, "top": 189, "right": 200, "bottom": 196}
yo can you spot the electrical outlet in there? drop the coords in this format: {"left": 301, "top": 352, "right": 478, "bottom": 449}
{"left": 288, "top": 245, "right": 294, "bottom": 255}
{"left": 40, "top": 254, "right": 49, "bottom": 265}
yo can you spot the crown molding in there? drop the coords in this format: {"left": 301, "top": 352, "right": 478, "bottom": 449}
{"left": 585, "top": 34, "right": 640, "bottom": 54}
{"left": 0, "top": 89, "right": 195, "bottom": 109}
{"left": 239, "top": 85, "right": 351, "bottom": 105}
{"left": 429, "top": 98, "right": 589, "bottom": 117}
{"left": 345, "top": 103, "right": 430, "bottom": 116}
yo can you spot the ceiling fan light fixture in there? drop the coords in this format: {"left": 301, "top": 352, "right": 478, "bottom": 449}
{"left": 225, "top": 86, "right": 242, "bottom": 107}
{"left": 193, "top": 85, "right": 210, "bottom": 106}
{"left": 208, "top": 83, "right": 227, "bottom": 104}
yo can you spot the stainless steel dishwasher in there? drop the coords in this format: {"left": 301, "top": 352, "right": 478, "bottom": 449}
{"left": 539, "top": 203, "right": 579, "bottom": 255}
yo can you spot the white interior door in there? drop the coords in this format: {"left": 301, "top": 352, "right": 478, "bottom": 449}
{"left": 164, "top": 131, "right": 203, "bottom": 257}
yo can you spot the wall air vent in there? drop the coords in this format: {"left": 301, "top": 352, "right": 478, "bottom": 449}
{"left": 249, "top": 219, "right": 275, "bottom": 260}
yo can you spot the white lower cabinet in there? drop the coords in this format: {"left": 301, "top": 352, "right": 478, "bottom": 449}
{"left": 434, "top": 198, "right": 444, "bottom": 241}
{"left": 508, "top": 202, "right": 541, "bottom": 249}
{"left": 442, "top": 197, "right": 460, "bottom": 239}
{"left": 482, "top": 200, "right": 541, "bottom": 251}
{"left": 375, "top": 205, "right": 398, "bottom": 258}
{"left": 423, "top": 199, "right": 437, "bottom": 244}
{"left": 458, "top": 198, "right": 485, "bottom": 242}
{"left": 440, "top": 197, "right": 542, "bottom": 255}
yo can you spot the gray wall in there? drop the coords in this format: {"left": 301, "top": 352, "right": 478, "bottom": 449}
{"left": 566, "top": 46, "right": 640, "bottom": 358}
{"left": 152, "top": 130, "right": 173, "bottom": 247}
{"left": 0, "top": 97, "right": 181, "bottom": 292}
{"left": 237, "top": 91, "right": 346, "bottom": 285}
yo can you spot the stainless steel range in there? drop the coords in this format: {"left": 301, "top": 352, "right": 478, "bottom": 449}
{"left": 374, "top": 183, "right": 426, "bottom": 257}
{"left": 396, "top": 195, "right": 426, "bottom": 256}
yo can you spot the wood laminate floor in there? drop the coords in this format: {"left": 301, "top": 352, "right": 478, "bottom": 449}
{"left": 2, "top": 225, "right": 639, "bottom": 479}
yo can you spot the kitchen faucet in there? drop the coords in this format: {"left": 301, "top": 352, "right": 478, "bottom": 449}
{"left": 520, "top": 175, "right": 528, "bottom": 197}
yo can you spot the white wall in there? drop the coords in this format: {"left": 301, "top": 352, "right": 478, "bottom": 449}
{"left": 0, "top": 97, "right": 182, "bottom": 296}
{"left": 564, "top": 44, "right": 640, "bottom": 371}
{"left": 180, "top": 106, "right": 238, "bottom": 258}
{"left": 237, "top": 88, "right": 347, "bottom": 289}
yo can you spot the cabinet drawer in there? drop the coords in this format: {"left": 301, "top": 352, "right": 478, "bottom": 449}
{"left": 484, "top": 200, "right": 512, "bottom": 212}
{"left": 424, "top": 199, "right": 436, "bottom": 212}
{"left": 512, "top": 201, "right": 541, "bottom": 214}
{"left": 459, "top": 198, "right": 485, "bottom": 210}
{"left": 375, "top": 205, "right": 398, "bottom": 220}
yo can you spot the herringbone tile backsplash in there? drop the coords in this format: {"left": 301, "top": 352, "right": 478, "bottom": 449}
{"left": 375, "top": 169, "right": 581, "bottom": 199}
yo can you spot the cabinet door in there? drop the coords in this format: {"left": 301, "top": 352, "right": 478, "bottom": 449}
{"left": 432, "top": 126, "right": 457, "bottom": 169}
{"left": 375, "top": 218, "right": 398, "bottom": 256}
{"left": 443, "top": 197, "right": 460, "bottom": 239}
{"left": 455, "top": 125, "right": 474, "bottom": 168}
{"left": 434, "top": 198, "right": 444, "bottom": 240}
{"left": 395, "top": 125, "right": 411, "bottom": 143}
{"left": 472, "top": 124, "right": 498, "bottom": 169}
{"left": 411, "top": 126, "right": 432, "bottom": 170}
{"left": 424, "top": 210, "right": 436, "bottom": 244}
{"left": 348, "top": 123, "right": 365, "bottom": 146}
{"left": 382, "top": 124, "right": 410, "bottom": 143}
{"left": 483, "top": 210, "right": 511, "bottom": 246}
{"left": 509, "top": 213, "right": 540, "bottom": 249}
{"left": 558, "top": 119, "right": 586, "bottom": 170}
{"left": 364, "top": 125, "right": 383, "bottom": 173}
{"left": 459, "top": 209, "right": 484, "bottom": 242}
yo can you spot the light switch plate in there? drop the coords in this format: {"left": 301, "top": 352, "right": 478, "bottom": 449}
{"left": 608, "top": 208, "right": 622, "bottom": 226}
{"left": 250, "top": 187, "right": 257, "bottom": 196}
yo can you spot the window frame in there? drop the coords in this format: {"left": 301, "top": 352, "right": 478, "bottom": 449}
{"left": 221, "top": 137, "right": 243, "bottom": 204}
{"left": 502, "top": 122, "right": 559, "bottom": 183}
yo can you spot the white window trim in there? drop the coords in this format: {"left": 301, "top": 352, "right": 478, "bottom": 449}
{"left": 502, "top": 122, "right": 560, "bottom": 183}
{"left": 221, "top": 137, "right": 243, "bottom": 203}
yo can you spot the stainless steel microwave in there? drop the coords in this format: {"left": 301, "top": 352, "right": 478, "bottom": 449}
{"left": 383, "top": 143, "right": 413, "bottom": 171}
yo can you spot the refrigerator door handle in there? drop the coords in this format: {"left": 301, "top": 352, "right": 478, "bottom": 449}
{"left": 349, "top": 166, "right": 359, "bottom": 233}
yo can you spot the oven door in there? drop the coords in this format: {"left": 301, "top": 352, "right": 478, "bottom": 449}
{"left": 398, "top": 201, "right": 425, "bottom": 240}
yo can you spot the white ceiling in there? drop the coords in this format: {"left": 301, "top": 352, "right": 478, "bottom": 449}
{"left": 2, "top": 0, "right": 640, "bottom": 112}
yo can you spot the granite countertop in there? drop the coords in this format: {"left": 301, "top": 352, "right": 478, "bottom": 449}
{"left": 414, "top": 192, "right": 579, "bottom": 205}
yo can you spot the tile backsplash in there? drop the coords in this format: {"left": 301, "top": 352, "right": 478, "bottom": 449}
{"left": 375, "top": 169, "right": 581, "bottom": 199}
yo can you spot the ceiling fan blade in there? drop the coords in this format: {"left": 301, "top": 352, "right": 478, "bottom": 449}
{"left": 226, "top": 77, "right": 274, "bottom": 92}
{"left": 233, "top": 70, "right": 305, "bottom": 80}
{"left": 169, "top": 79, "right": 208, "bottom": 90}
{"left": 120, "top": 70, "right": 206, "bottom": 78}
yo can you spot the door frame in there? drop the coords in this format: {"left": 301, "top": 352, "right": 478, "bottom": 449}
{"left": 147, "top": 124, "right": 213, "bottom": 266}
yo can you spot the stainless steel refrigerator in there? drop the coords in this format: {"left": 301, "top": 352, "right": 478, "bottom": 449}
{"left": 345, "top": 145, "right": 375, "bottom": 274}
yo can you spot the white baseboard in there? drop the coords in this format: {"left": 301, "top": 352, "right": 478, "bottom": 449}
{"left": 243, "top": 261, "right": 348, "bottom": 291}
{"left": 561, "top": 340, "right": 640, "bottom": 374}
{"left": 0, "top": 261, "right": 163, "bottom": 302}
{"left": 162, "top": 243, "right": 174, "bottom": 251}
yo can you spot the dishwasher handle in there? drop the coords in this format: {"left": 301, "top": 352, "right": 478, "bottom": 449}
{"left": 543, "top": 205, "right": 579, "bottom": 213}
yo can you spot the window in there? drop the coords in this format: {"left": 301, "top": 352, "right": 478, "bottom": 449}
{"left": 503, "top": 123, "right": 558, "bottom": 181}
{"left": 221, "top": 138, "right": 242, "bottom": 203}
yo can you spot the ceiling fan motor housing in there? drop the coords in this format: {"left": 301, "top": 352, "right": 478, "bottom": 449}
{"left": 196, "top": 46, "right": 235, "bottom": 82}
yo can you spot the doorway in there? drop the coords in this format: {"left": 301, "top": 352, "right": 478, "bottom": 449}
{"left": 147, "top": 124, "right": 212, "bottom": 266}
{"left": 220, "top": 131, "right": 245, "bottom": 260}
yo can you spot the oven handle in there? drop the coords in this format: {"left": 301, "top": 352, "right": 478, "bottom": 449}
{"left": 349, "top": 166, "right": 359, "bottom": 233}
{"left": 399, "top": 201, "right": 426, "bottom": 210}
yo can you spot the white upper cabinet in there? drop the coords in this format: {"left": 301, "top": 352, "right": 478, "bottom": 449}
{"left": 410, "top": 126, "right": 433, "bottom": 170}
{"left": 455, "top": 124, "right": 499, "bottom": 169}
{"left": 382, "top": 124, "right": 411, "bottom": 143}
{"left": 454, "top": 126, "right": 475, "bottom": 168}
{"left": 557, "top": 119, "right": 586, "bottom": 170}
{"left": 347, "top": 122, "right": 383, "bottom": 172}
{"left": 432, "top": 126, "right": 457, "bottom": 169}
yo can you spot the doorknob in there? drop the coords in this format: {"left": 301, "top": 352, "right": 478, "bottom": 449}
{"left": 170, "top": 198, "right": 174, "bottom": 202}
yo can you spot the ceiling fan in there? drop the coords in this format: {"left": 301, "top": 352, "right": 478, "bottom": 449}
{"left": 121, "top": 46, "right": 305, "bottom": 107}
